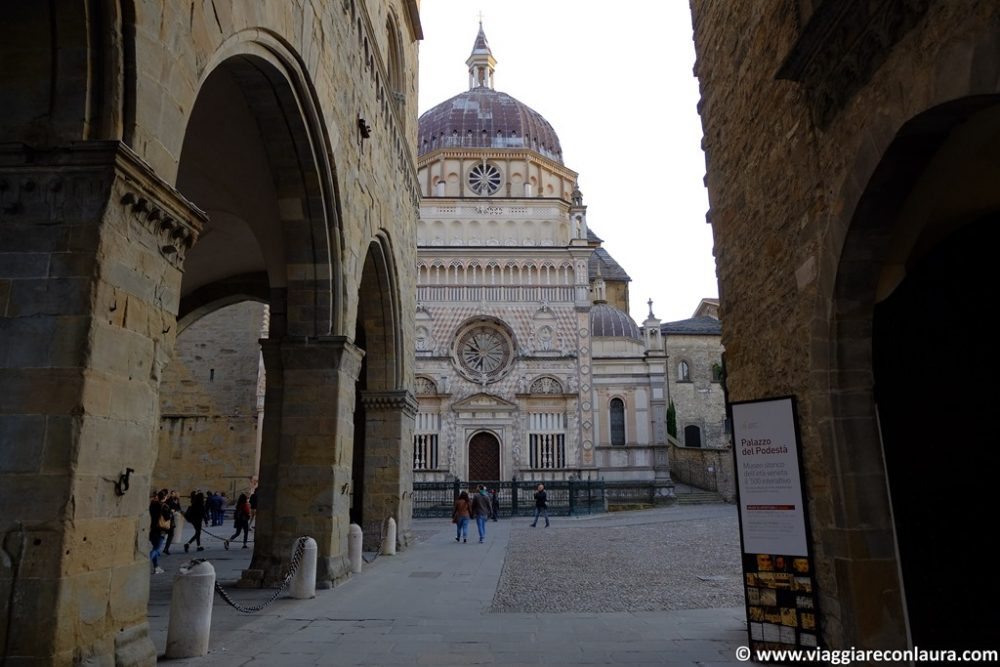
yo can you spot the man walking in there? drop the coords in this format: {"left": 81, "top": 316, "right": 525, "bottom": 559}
{"left": 470, "top": 485, "right": 492, "bottom": 543}
{"left": 531, "top": 483, "right": 550, "bottom": 527}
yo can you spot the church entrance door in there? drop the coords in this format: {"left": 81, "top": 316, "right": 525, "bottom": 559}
{"left": 468, "top": 432, "right": 501, "bottom": 481}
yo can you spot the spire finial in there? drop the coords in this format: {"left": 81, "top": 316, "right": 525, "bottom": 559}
{"left": 647, "top": 298, "right": 654, "bottom": 318}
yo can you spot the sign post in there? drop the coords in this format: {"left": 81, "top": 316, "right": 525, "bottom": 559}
{"left": 730, "top": 396, "right": 820, "bottom": 651}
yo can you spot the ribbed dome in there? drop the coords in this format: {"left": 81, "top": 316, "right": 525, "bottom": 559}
{"left": 590, "top": 303, "right": 642, "bottom": 340}
{"left": 418, "top": 88, "right": 563, "bottom": 163}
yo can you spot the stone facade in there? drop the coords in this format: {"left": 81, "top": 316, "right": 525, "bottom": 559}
{"left": 154, "top": 301, "right": 267, "bottom": 498}
{"left": 0, "top": 1, "right": 421, "bottom": 664}
{"left": 412, "top": 26, "right": 671, "bottom": 491}
{"left": 691, "top": 0, "right": 1000, "bottom": 652}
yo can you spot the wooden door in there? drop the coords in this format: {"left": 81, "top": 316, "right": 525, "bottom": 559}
{"left": 468, "top": 432, "right": 500, "bottom": 481}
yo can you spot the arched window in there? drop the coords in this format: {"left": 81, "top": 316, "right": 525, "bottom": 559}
{"left": 684, "top": 425, "right": 702, "bottom": 448}
{"left": 610, "top": 398, "right": 626, "bottom": 446}
{"left": 678, "top": 360, "right": 691, "bottom": 382}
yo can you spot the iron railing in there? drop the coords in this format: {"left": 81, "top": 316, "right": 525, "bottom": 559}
{"left": 412, "top": 478, "right": 607, "bottom": 518}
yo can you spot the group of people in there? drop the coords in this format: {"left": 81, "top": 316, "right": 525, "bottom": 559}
{"left": 148, "top": 487, "right": 258, "bottom": 573}
{"left": 451, "top": 484, "right": 550, "bottom": 543}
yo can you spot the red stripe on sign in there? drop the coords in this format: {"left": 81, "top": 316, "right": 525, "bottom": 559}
{"left": 746, "top": 504, "right": 796, "bottom": 510}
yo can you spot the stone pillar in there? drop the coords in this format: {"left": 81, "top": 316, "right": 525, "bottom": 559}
{"left": 359, "top": 390, "right": 418, "bottom": 548}
{"left": 0, "top": 142, "right": 204, "bottom": 666}
{"left": 245, "top": 337, "right": 363, "bottom": 589}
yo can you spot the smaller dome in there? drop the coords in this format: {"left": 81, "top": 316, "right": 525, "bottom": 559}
{"left": 590, "top": 303, "right": 642, "bottom": 340}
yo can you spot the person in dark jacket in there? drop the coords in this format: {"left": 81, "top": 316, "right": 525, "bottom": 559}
{"left": 183, "top": 491, "right": 206, "bottom": 553}
{"left": 452, "top": 491, "right": 471, "bottom": 543}
{"left": 225, "top": 493, "right": 252, "bottom": 550}
{"left": 470, "top": 486, "right": 491, "bottom": 543}
{"left": 489, "top": 488, "right": 500, "bottom": 521}
{"left": 531, "top": 483, "right": 550, "bottom": 527}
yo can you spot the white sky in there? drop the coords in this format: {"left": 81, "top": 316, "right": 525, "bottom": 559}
{"left": 416, "top": 1, "right": 718, "bottom": 323}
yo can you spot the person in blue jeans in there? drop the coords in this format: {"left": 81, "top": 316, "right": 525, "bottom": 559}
{"left": 531, "top": 483, "right": 550, "bottom": 527}
{"left": 453, "top": 491, "right": 471, "bottom": 543}
{"left": 470, "top": 486, "right": 491, "bottom": 542}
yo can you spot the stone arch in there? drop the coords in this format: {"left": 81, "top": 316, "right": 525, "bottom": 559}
{"left": 352, "top": 234, "right": 416, "bottom": 540}
{"left": 178, "top": 37, "right": 343, "bottom": 339}
{"left": 819, "top": 93, "right": 1000, "bottom": 650}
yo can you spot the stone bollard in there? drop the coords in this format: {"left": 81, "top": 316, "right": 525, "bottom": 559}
{"left": 165, "top": 560, "right": 216, "bottom": 659}
{"left": 171, "top": 511, "right": 185, "bottom": 546}
{"left": 348, "top": 523, "right": 363, "bottom": 573}
{"left": 289, "top": 537, "right": 317, "bottom": 599}
{"left": 384, "top": 518, "right": 397, "bottom": 556}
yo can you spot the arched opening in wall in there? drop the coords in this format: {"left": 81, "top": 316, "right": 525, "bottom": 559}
{"left": 468, "top": 431, "right": 501, "bottom": 482}
{"left": 833, "top": 97, "right": 1000, "bottom": 650}
{"left": 154, "top": 299, "right": 269, "bottom": 501}
{"left": 684, "top": 425, "right": 702, "bottom": 448}
{"left": 352, "top": 239, "right": 402, "bottom": 532}
{"left": 170, "top": 49, "right": 339, "bottom": 585}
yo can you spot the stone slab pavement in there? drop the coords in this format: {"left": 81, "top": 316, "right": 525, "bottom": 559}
{"left": 149, "top": 513, "right": 748, "bottom": 665}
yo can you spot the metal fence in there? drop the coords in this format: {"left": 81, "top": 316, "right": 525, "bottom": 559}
{"left": 412, "top": 478, "right": 607, "bottom": 518}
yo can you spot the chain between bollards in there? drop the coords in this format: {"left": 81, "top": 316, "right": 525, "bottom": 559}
{"left": 211, "top": 536, "right": 308, "bottom": 614}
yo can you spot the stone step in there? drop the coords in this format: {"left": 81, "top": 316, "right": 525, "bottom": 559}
{"left": 675, "top": 492, "right": 725, "bottom": 504}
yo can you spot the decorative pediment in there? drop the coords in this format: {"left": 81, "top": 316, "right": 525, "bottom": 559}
{"left": 451, "top": 392, "right": 518, "bottom": 412}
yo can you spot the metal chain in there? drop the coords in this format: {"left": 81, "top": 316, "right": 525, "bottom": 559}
{"left": 210, "top": 536, "right": 308, "bottom": 614}
{"left": 200, "top": 526, "right": 254, "bottom": 546}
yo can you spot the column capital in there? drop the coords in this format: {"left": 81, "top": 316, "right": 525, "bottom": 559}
{"left": 0, "top": 141, "right": 207, "bottom": 267}
{"left": 260, "top": 335, "right": 365, "bottom": 380}
{"left": 360, "top": 389, "right": 419, "bottom": 417}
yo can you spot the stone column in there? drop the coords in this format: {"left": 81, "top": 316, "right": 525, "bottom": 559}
{"left": 359, "top": 390, "right": 419, "bottom": 548}
{"left": 0, "top": 142, "right": 204, "bottom": 666}
{"left": 244, "top": 336, "right": 363, "bottom": 589}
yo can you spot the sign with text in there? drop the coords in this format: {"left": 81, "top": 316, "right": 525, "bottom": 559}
{"left": 731, "top": 397, "right": 808, "bottom": 556}
{"left": 730, "top": 396, "right": 819, "bottom": 652}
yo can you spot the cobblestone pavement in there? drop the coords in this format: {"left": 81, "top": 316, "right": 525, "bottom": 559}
{"left": 492, "top": 505, "right": 743, "bottom": 613}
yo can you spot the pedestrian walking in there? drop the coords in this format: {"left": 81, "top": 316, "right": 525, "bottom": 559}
{"left": 248, "top": 488, "right": 258, "bottom": 529}
{"left": 530, "top": 483, "right": 550, "bottom": 527}
{"left": 489, "top": 488, "right": 500, "bottom": 521}
{"left": 452, "top": 491, "right": 471, "bottom": 543}
{"left": 183, "top": 491, "right": 206, "bottom": 553}
{"left": 148, "top": 490, "right": 170, "bottom": 574}
{"left": 470, "top": 485, "right": 491, "bottom": 543}
{"left": 162, "top": 490, "right": 182, "bottom": 555}
{"left": 225, "top": 493, "right": 252, "bottom": 550}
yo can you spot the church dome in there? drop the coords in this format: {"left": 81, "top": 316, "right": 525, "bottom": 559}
{"left": 590, "top": 303, "right": 642, "bottom": 340}
{"left": 417, "top": 23, "right": 563, "bottom": 163}
{"left": 418, "top": 89, "right": 563, "bottom": 163}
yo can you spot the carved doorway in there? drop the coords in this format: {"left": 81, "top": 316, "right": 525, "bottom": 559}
{"left": 468, "top": 432, "right": 500, "bottom": 481}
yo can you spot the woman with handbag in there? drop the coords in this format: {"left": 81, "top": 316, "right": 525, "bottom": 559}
{"left": 148, "top": 490, "right": 171, "bottom": 574}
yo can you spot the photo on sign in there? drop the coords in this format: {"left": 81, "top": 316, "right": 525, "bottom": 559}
{"left": 792, "top": 576, "right": 812, "bottom": 592}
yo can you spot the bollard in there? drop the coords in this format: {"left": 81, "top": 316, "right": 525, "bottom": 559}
{"left": 171, "top": 511, "right": 185, "bottom": 546}
{"left": 348, "top": 523, "right": 363, "bottom": 573}
{"left": 165, "top": 560, "right": 216, "bottom": 659}
{"left": 289, "top": 537, "right": 317, "bottom": 599}
{"left": 384, "top": 518, "right": 397, "bottom": 556}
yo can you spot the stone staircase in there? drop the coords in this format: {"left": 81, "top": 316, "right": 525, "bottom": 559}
{"left": 674, "top": 490, "right": 726, "bottom": 505}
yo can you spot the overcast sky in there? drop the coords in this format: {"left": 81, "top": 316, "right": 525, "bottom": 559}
{"left": 416, "top": 1, "right": 718, "bottom": 323}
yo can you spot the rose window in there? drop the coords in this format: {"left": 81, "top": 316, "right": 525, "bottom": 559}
{"left": 467, "top": 163, "right": 502, "bottom": 195}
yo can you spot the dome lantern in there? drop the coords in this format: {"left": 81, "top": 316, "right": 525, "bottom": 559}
{"left": 466, "top": 21, "right": 496, "bottom": 90}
